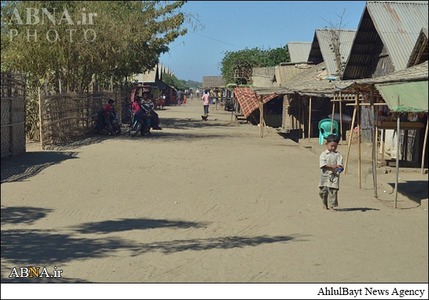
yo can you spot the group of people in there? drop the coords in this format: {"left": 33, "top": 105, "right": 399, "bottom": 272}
{"left": 131, "top": 92, "right": 162, "bottom": 131}
{"left": 96, "top": 92, "right": 162, "bottom": 136}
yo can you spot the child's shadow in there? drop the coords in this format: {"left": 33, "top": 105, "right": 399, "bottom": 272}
{"left": 335, "top": 207, "right": 380, "bottom": 212}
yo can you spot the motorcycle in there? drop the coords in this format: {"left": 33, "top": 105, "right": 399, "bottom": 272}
{"left": 128, "top": 108, "right": 151, "bottom": 137}
{"left": 94, "top": 108, "right": 121, "bottom": 135}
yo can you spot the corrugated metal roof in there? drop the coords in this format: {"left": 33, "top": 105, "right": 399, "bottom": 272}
{"left": 251, "top": 86, "right": 289, "bottom": 96}
{"left": 287, "top": 42, "right": 312, "bottom": 63}
{"left": 142, "top": 67, "right": 158, "bottom": 83}
{"left": 252, "top": 67, "right": 277, "bottom": 88}
{"left": 159, "top": 65, "right": 173, "bottom": 77}
{"left": 344, "top": 60, "right": 428, "bottom": 85}
{"left": 357, "top": 60, "right": 428, "bottom": 84}
{"left": 339, "top": 61, "right": 428, "bottom": 92}
{"left": 131, "top": 64, "right": 170, "bottom": 83}
{"left": 308, "top": 29, "right": 356, "bottom": 78}
{"left": 407, "top": 28, "right": 428, "bottom": 67}
{"left": 283, "top": 62, "right": 344, "bottom": 96}
{"left": 367, "top": 1, "right": 428, "bottom": 71}
{"left": 375, "top": 81, "right": 428, "bottom": 112}
{"left": 202, "top": 76, "right": 225, "bottom": 88}
{"left": 275, "top": 64, "right": 312, "bottom": 85}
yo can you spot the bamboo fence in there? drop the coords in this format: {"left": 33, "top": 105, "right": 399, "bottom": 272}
{"left": 1, "top": 72, "right": 26, "bottom": 158}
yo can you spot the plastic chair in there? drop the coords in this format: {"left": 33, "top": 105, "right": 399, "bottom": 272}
{"left": 318, "top": 118, "right": 340, "bottom": 144}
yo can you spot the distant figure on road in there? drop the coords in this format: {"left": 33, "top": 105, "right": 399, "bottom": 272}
{"left": 176, "top": 90, "right": 183, "bottom": 106}
{"left": 201, "top": 90, "right": 210, "bottom": 117}
{"left": 319, "top": 134, "right": 343, "bottom": 211}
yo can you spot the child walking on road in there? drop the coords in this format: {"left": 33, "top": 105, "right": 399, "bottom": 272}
{"left": 319, "top": 134, "right": 343, "bottom": 211}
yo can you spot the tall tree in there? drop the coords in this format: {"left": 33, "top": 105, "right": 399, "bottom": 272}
{"left": 220, "top": 47, "right": 289, "bottom": 85}
{"left": 1, "top": 1, "right": 188, "bottom": 92}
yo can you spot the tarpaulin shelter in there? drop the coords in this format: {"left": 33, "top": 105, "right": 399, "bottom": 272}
{"left": 233, "top": 86, "right": 277, "bottom": 119}
{"left": 233, "top": 86, "right": 278, "bottom": 137}
{"left": 375, "top": 81, "right": 428, "bottom": 113}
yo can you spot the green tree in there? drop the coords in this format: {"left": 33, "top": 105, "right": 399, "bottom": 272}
{"left": 1, "top": 1, "right": 188, "bottom": 92}
{"left": 162, "top": 72, "right": 187, "bottom": 90}
{"left": 220, "top": 47, "right": 289, "bottom": 85}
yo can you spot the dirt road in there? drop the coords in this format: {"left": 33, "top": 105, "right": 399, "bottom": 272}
{"left": 1, "top": 98, "right": 427, "bottom": 284}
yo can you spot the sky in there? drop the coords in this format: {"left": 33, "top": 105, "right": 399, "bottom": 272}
{"left": 159, "top": 1, "right": 367, "bottom": 82}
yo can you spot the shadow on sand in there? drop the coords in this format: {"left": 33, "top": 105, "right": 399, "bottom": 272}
{"left": 1, "top": 206, "right": 53, "bottom": 225}
{"left": 73, "top": 217, "right": 207, "bottom": 234}
{"left": 387, "top": 180, "right": 428, "bottom": 206}
{"left": 1, "top": 207, "right": 302, "bottom": 283}
{"left": 1, "top": 151, "right": 78, "bottom": 183}
{"left": 334, "top": 207, "right": 380, "bottom": 212}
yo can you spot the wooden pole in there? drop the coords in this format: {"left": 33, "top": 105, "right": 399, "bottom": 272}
{"left": 375, "top": 101, "right": 379, "bottom": 164}
{"left": 308, "top": 96, "right": 312, "bottom": 142}
{"left": 394, "top": 113, "right": 400, "bottom": 209}
{"left": 301, "top": 96, "right": 305, "bottom": 139}
{"left": 357, "top": 91, "right": 361, "bottom": 188}
{"left": 370, "top": 88, "right": 377, "bottom": 198}
{"left": 38, "top": 86, "right": 44, "bottom": 150}
{"left": 421, "top": 118, "right": 429, "bottom": 174}
{"left": 259, "top": 95, "right": 264, "bottom": 138}
{"left": 344, "top": 96, "right": 357, "bottom": 175}
{"left": 339, "top": 93, "right": 343, "bottom": 144}
{"left": 381, "top": 129, "right": 386, "bottom": 165}
{"left": 331, "top": 100, "right": 335, "bottom": 132}
{"left": 375, "top": 126, "right": 379, "bottom": 185}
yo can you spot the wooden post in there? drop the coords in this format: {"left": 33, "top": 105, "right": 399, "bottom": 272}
{"left": 344, "top": 93, "right": 358, "bottom": 175}
{"left": 331, "top": 100, "right": 335, "bottom": 132}
{"left": 394, "top": 95, "right": 401, "bottom": 209}
{"left": 375, "top": 115, "right": 379, "bottom": 166}
{"left": 339, "top": 93, "right": 343, "bottom": 144}
{"left": 357, "top": 91, "right": 361, "bottom": 188}
{"left": 370, "top": 88, "right": 377, "bottom": 198}
{"left": 301, "top": 95, "right": 305, "bottom": 139}
{"left": 308, "top": 96, "right": 312, "bottom": 142}
{"left": 381, "top": 129, "right": 386, "bottom": 165}
{"left": 259, "top": 95, "right": 264, "bottom": 138}
{"left": 282, "top": 95, "right": 287, "bottom": 130}
{"left": 38, "top": 86, "right": 44, "bottom": 150}
{"left": 421, "top": 118, "right": 429, "bottom": 174}
{"left": 394, "top": 113, "right": 400, "bottom": 209}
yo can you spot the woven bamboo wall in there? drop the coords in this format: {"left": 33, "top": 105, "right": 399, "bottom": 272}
{"left": 1, "top": 73, "right": 26, "bottom": 158}
{"left": 39, "top": 92, "right": 115, "bottom": 147}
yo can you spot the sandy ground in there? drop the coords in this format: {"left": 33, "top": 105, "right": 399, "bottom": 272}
{"left": 1, "top": 98, "right": 428, "bottom": 284}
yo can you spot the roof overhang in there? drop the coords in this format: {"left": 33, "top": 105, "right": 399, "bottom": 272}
{"left": 375, "top": 81, "right": 428, "bottom": 113}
